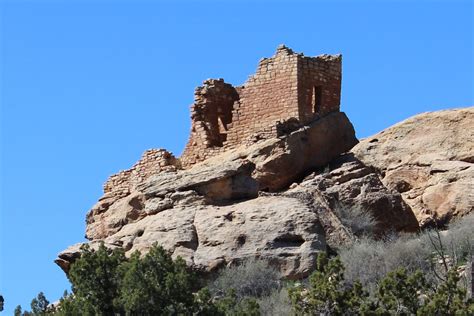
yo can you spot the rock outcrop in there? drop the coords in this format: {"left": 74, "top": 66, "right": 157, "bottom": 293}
{"left": 352, "top": 107, "right": 474, "bottom": 227}
{"left": 58, "top": 112, "right": 365, "bottom": 278}
{"left": 288, "top": 154, "right": 419, "bottom": 239}
{"left": 57, "top": 107, "right": 445, "bottom": 278}
{"left": 57, "top": 107, "right": 474, "bottom": 278}
{"left": 55, "top": 45, "right": 472, "bottom": 280}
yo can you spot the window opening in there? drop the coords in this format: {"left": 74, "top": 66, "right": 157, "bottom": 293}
{"left": 312, "top": 86, "right": 323, "bottom": 113}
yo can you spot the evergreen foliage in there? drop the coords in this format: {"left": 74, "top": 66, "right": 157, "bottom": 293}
{"left": 289, "top": 253, "right": 474, "bottom": 315}
{"left": 288, "top": 253, "right": 371, "bottom": 315}
{"left": 30, "top": 292, "right": 49, "bottom": 315}
{"left": 12, "top": 216, "right": 474, "bottom": 315}
{"left": 14, "top": 305, "right": 22, "bottom": 316}
{"left": 15, "top": 242, "right": 259, "bottom": 315}
{"left": 117, "top": 246, "right": 196, "bottom": 315}
{"left": 67, "top": 243, "right": 124, "bottom": 314}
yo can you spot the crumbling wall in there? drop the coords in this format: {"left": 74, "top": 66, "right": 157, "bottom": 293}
{"left": 103, "top": 149, "right": 178, "bottom": 198}
{"left": 180, "top": 79, "right": 239, "bottom": 166}
{"left": 180, "top": 45, "right": 342, "bottom": 168}
{"left": 99, "top": 46, "right": 343, "bottom": 194}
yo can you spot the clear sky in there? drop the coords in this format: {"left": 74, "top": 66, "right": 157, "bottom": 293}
{"left": 0, "top": 0, "right": 472, "bottom": 313}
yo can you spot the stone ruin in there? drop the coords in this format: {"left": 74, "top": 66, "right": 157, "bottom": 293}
{"left": 181, "top": 45, "right": 342, "bottom": 167}
{"left": 103, "top": 149, "right": 179, "bottom": 199}
{"left": 102, "top": 45, "right": 342, "bottom": 197}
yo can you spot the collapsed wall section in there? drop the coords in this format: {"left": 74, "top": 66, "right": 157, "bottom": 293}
{"left": 180, "top": 79, "right": 239, "bottom": 167}
{"left": 103, "top": 149, "right": 179, "bottom": 198}
{"left": 95, "top": 46, "right": 343, "bottom": 199}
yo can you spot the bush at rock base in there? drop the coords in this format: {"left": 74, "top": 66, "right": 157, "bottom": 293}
{"left": 340, "top": 213, "right": 474, "bottom": 292}
{"left": 209, "top": 259, "right": 281, "bottom": 301}
{"left": 289, "top": 253, "right": 474, "bottom": 315}
{"left": 15, "top": 214, "right": 474, "bottom": 315}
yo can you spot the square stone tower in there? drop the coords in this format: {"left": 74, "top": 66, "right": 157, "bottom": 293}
{"left": 181, "top": 45, "right": 342, "bottom": 167}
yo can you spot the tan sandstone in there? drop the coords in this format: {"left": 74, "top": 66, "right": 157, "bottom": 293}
{"left": 352, "top": 107, "right": 474, "bottom": 227}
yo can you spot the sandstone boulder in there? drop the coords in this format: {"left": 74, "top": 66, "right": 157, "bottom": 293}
{"left": 248, "top": 111, "right": 359, "bottom": 191}
{"left": 352, "top": 107, "right": 474, "bottom": 227}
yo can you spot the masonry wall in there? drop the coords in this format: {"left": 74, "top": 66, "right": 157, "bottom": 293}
{"left": 297, "top": 54, "right": 342, "bottom": 123}
{"left": 103, "top": 149, "right": 178, "bottom": 197}
{"left": 225, "top": 46, "right": 300, "bottom": 147}
{"left": 180, "top": 45, "right": 342, "bottom": 168}
{"left": 180, "top": 79, "right": 239, "bottom": 166}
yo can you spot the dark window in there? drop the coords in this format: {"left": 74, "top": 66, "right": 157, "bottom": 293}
{"left": 312, "top": 86, "right": 323, "bottom": 113}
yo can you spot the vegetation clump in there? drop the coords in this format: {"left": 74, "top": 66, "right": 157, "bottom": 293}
{"left": 289, "top": 253, "right": 473, "bottom": 315}
{"left": 14, "top": 243, "right": 260, "bottom": 315}
{"left": 12, "top": 215, "right": 474, "bottom": 315}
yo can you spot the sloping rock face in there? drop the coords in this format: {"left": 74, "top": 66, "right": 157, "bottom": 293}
{"left": 59, "top": 196, "right": 326, "bottom": 279}
{"left": 352, "top": 107, "right": 474, "bottom": 227}
{"left": 57, "top": 111, "right": 425, "bottom": 278}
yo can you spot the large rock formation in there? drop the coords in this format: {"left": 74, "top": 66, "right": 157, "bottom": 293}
{"left": 55, "top": 46, "right": 472, "bottom": 279}
{"left": 56, "top": 109, "right": 430, "bottom": 278}
{"left": 58, "top": 112, "right": 365, "bottom": 278}
{"left": 352, "top": 108, "right": 474, "bottom": 228}
{"left": 57, "top": 107, "right": 474, "bottom": 278}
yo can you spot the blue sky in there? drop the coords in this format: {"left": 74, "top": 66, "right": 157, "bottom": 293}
{"left": 0, "top": 0, "right": 472, "bottom": 313}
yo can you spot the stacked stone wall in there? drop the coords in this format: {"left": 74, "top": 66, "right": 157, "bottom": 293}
{"left": 180, "top": 79, "right": 239, "bottom": 167}
{"left": 224, "top": 46, "right": 300, "bottom": 147}
{"left": 297, "top": 54, "right": 342, "bottom": 122}
{"left": 103, "top": 149, "right": 178, "bottom": 197}
{"left": 180, "top": 45, "right": 342, "bottom": 168}
{"left": 101, "top": 46, "right": 343, "bottom": 193}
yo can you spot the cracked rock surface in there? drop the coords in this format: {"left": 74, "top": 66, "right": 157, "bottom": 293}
{"left": 352, "top": 107, "right": 474, "bottom": 227}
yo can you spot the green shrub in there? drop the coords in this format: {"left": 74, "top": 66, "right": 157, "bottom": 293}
{"left": 18, "top": 243, "right": 264, "bottom": 315}
{"left": 66, "top": 243, "right": 125, "bottom": 314}
{"left": 289, "top": 253, "right": 474, "bottom": 315}
{"left": 289, "top": 253, "right": 371, "bottom": 315}
{"left": 118, "top": 246, "right": 197, "bottom": 315}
